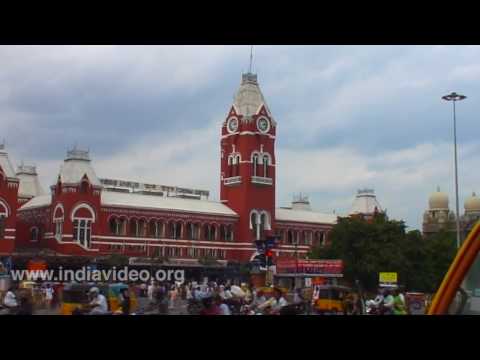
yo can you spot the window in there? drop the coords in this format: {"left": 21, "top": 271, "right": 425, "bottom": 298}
{"left": 30, "top": 227, "right": 39, "bottom": 242}
{"left": 252, "top": 154, "right": 259, "bottom": 177}
{"left": 130, "top": 219, "right": 138, "bottom": 237}
{"left": 138, "top": 219, "right": 147, "bottom": 237}
{"left": 0, "top": 215, "right": 5, "bottom": 238}
{"left": 188, "top": 223, "right": 198, "bottom": 240}
{"left": 72, "top": 204, "right": 94, "bottom": 248}
{"left": 149, "top": 220, "right": 163, "bottom": 238}
{"left": 55, "top": 220, "right": 63, "bottom": 240}
{"left": 169, "top": 222, "right": 182, "bottom": 239}
{"left": 263, "top": 155, "right": 269, "bottom": 177}
{"left": 73, "top": 219, "right": 92, "bottom": 248}
{"left": 109, "top": 217, "right": 120, "bottom": 235}
{"left": 0, "top": 202, "right": 8, "bottom": 238}
{"left": 287, "top": 230, "right": 294, "bottom": 245}
{"left": 204, "top": 224, "right": 215, "bottom": 241}
{"left": 80, "top": 180, "right": 89, "bottom": 193}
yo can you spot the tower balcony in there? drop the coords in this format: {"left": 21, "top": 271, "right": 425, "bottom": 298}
{"left": 224, "top": 176, "right": 242, "bottom": 186}
{"left": 251, "top": 176, "right": 273, "bottom": 186}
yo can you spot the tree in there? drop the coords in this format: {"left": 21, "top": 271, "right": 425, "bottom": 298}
{"left": 308, "top": 215, "right": 457, "bottom": 294}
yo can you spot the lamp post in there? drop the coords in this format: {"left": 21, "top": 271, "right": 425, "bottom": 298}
{"left": 442, "top": 92, "right": 467, "bottom": 249}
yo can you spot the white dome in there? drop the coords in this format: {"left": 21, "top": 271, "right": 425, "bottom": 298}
{"left": 465, "top": 192, "right": 480, "bottom": 212}
{"left": 429, "top": 187, "right": 449, "bottom": 210}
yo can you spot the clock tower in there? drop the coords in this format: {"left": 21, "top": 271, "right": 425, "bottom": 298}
{"left": 220, "top": 72, "right": 276, "bottom": 260}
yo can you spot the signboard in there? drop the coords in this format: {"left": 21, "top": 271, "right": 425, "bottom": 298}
{"left": 406, "top": 292, "right": 426, "bottom": 315}
{"left": 276, "top": 258, "right": 343, "bottom": 277}
{"left": 379, "top": 272, "right": 398, "bottom": 286}
{"left": 305, "top": 278, "right": 312, "bottom": 287}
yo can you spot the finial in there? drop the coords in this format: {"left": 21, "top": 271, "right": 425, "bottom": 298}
{"left": 249, "top": 45, "right": 254, "bottom": 74}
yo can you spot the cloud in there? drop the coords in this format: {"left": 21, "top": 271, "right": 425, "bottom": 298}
{"left": 2, "top": 45, "right": 480, "bottom": 233}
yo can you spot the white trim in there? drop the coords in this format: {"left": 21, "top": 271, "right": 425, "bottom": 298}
{"left": 91, "top": 241, "right": 255, "bottom": 251}
{"left": 53, "top": 203, "right": 65, "bottom": 220}
{"left": 5, "top": 228, "right": 16, "bottom": 232}
{"left": 92, "top": 235, "right": 250, "bottom": 246}
{"left": 221, "top": 132, "right": 275, "bottom": 140}
{"left": 0, "top": 198, "right": 10, "bottom": 217}
{"left": 4, "top": 236, "right": 15, "bottom": 239}
{"left": 278, "top": 244, "right": 310, "bottom": 249}
{"left": 226, "top": 117, "right": 239, "bottom": 134}
{"left": 70, "top": 202, "right": 96, "bottom": 222}
{"left": 102, "top": 204, "right": 239, "bottom": 219}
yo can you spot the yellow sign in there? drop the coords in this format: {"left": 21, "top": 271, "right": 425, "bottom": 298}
{"left": 379, "top": 272, "right": 398, "bottom": 283}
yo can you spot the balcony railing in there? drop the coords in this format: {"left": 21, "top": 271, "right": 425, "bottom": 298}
{"left": 224, "top": 176, "right": 242, "bottom": 186}
{"left": 251, "top": 176, "right": 273, "bottom": 185}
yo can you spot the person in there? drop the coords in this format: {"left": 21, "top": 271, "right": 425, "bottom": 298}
{"left": 169, "top": 284, "right": 178, "bottom": 309}
{"left": 271, "top": 287, "right": 288, "bottom": 315}
{"left": 223, "top": 285, "right": 233, "bottom": 300}
{"left": 252, "top": 290, "right": 267, "bottom": 309}
{"left": 241, "top": 283, "right": 252, "bottom": 303}
{"left": 156, "top": 284, "right": 169, "bottom": 315}
{"left": 186, "top": 285, "right": 193, "bottom": 301}
{"left": 392, "top": 288, "right": 407, "bottom": 315}
{"left": 200, "top": 296, "right": 220, "bottom": 315}
{"left": 214, "top": 294, "right": 231, "bottom": 315}
{"left": 87, "top": 287, "right": 108, "bottom": 315}
{"left": 382, "top": 289, "right": 395, "bottom": 315}
{"left": 119, "top": 288, "right": 131, "bottom": 315}
{"left": 140, "top": 282, "right": 147, "bottom": 297}
{"left": 44, "top": 284, "right": 54, "bottom": 310}
{"left": 194, "top": 286, "right": 204, "bottom": 301}
{"left": 3, "top": 286, "right": 18, "bottom": 310}
{"left": 293, "top": 288, "right": 304, "bottom": 304}
{"left": 147, "top": 280, "right": 156, "bottom": 303}
{"left": 17, "top": 292, "right": 33, "bottom": 315}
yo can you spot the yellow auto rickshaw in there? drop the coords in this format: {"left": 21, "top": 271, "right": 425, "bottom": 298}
{"left": 313, "top": 285, "right": 351, "bottom": 314}
{"left": 60, "top": 283, "right": 138, "bottom": 315}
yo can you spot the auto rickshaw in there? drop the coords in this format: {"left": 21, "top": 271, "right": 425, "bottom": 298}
{"left": 60, "top": 283, "right": 138, "bottom": 315}
{"left": 312, "top": 285, "right": 351, "bottom": 314}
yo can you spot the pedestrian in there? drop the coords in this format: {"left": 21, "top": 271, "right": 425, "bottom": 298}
{"left": 214, "top": 294, "right": 231, "bottom": 315}
{"left": 169, "top": 284, "right": 178, "bottom": 309}
{"left": 271, "top": 287, "right": 288, "bottom": 315}
{"left": 44, "top": 284, "right": 54, "bottom": 310}
{"left": 200, "top": 296, "right": 220, "bottom": 315}
{"left": 17, "top": 291, "right": 34, "bottom": 315}
{"left": 147, "top": 280, "right": 155, "bottom": 303}
{"left": 393, "top": 288, "right": 407, "bottom": 315}
{"left": 382, "top": 289, "right": 395, "bottom": 315}
{"left": 120, "top": 288, "right": 131, "bottom": 315}
{"left": 293, "top": 288, "right": 304, "bottom": 304}
{"left": 3, "top": 286, "right": 18, "bottom": 311}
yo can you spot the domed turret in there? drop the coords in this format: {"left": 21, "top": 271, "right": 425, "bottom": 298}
{"left": 429, "top": 186, "right": 449, "bottom": 210}
{"left": 465, "top": 192, "right": 480, "bottom": 213}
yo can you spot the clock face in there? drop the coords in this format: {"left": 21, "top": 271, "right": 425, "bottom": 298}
{"left": 257, "top": 117, "right": 270, "bottom": 133}
{"left": 227, "top": 117, "right": 238, "bottom": 133}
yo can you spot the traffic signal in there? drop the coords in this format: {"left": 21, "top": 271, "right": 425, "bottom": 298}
{"left": 265, "top": 249, "right": 273, "bottom": 267}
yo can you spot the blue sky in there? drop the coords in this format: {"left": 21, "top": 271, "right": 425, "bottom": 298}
{"left": 1, "top": 45, "right": 479, "bottom": 230}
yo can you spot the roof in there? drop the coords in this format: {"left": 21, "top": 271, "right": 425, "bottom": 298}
{"left": 101, "top": 191, "right": 238, "bottom": 217}
{"left": 275, "top": 208, "right": 337, "bottom": 225}
{"left": 59, "top": 149, "right": 101, "bottom": 186}
{"left": 0, "top": 146, "right": 17, "bottom": 179}
{"left": 233, "top": 73, "right": 274, "bottom": 121}
{"left": 18, "top": 195, "right": 51, "bottom": 211}
{"left": 17, "top": 165, "right": 45, "bottom": 198}
{"left": 350, "top": 189, "right": 383, "bottom": 215}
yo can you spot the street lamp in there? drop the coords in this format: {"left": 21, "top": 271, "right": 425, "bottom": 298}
{"left": 442, "top": 92, "right": 467, "bottom": 249}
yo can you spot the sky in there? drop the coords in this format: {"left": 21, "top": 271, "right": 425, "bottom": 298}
{"left": 1, "top": 45, "right": 479, "bottom": 231}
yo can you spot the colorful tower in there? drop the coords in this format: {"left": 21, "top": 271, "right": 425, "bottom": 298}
{"left": 220, "top": 72, "right": 276, "bottom": 260}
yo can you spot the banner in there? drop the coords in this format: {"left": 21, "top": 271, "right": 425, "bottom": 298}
{"left": 276, "top": 258, "right": 343, "bottom": 276}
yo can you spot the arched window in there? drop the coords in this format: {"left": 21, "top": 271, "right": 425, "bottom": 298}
{"left": 0, "top": 201, "right": 8, "bottom": 239}
{"left": 228, "top": 155, "right": 233, "bottom": 177}
{"left": 149, "top": 220, "right": 163, "bottom": 238}
{"left": 53, "top": 205, "right": 65, "bottom": 241}
{"left": 30, "top": 227, "right": 39, "bottom": 242}
{"left": 109, "top": 217, "right": 119, "bottom": 235}
{"left": 187, "top": 223, "right": 198, "bottom": 240}
{"left": 204, "top": 224, "right": 216, "bottom": 241}
{"left": 250, "top": 211, "right": 259, "bottom": 240}
{"left": 138, "top": 219, "right": 147, "bottom": 237}
{"left": 130, "top": 218, "right": 139, "bottom": 237}
{"left": 287, "top": 230, "right": 294, "bottom": 245}
{"left": 320, "top": 232, "right": 326, "bottom": 247}
{"left": 252, "top": 154, "right": 259, "bottom": 177}
{"left": 169, "top": 222, "right": 182, "bottom": 240}
{"left": 234, "top": 155, "right": 241, "bottom": 177}
{"left": 72, "top": 204, "right": 95, "bottom": 248}
{"left": 263, "top": 155, "right": 269, "bottom": 177}
{"left": 80, "top": 179, "right": 89, "bottom": 193}
{"left": 118, "top": 217, "right": 127, "bottom": 236}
